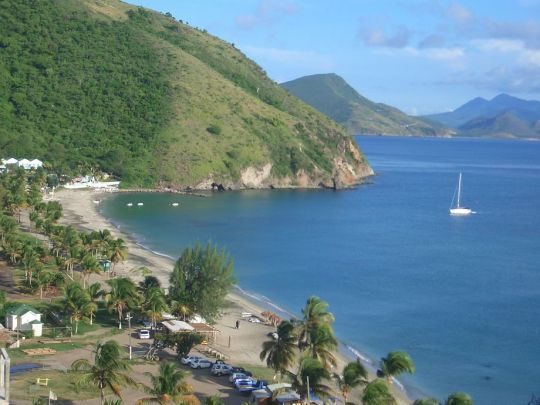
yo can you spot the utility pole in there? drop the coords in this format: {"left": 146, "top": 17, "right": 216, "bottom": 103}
{"left": 126, "top": 312, "right": 133, "bottom": 360}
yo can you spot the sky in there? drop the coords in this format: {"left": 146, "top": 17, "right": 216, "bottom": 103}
{"left": 128, "top": 0, "right": 540, "bottom": 115}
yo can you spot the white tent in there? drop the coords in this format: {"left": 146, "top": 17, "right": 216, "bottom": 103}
{"left": 4, "top": 158, "right": 18, "bottom": 165}
{"left": 18, "top": 159, "right": 31, "bottom": 170}
{"left": 29, "top": 159, "right": 43, "bottom": 169}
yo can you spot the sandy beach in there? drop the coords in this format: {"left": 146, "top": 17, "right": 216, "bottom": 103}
{"left": 52, "top": 188, "right": 411, "bottom": 404}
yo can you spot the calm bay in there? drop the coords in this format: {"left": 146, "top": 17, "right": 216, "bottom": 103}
{"left": 101, "top": 136, "right": 540, "bottom": 404}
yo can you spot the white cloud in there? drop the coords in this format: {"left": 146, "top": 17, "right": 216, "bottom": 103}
{"left": 445, "top": 2, "right": 473, "bottom": 25}
{"left": 405, "top": 46, "right": 465, "bottom": 60}
{"left": 359, "top": 27, "right": 411, "bottom": 48}
{"left": 235, "top": 0, "right": 297, "bottom": 30}
{"left": 473, "top": 38, "right": 540, "bottom": 66}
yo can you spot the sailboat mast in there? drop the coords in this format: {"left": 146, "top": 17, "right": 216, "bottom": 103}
{"left": 457, "top": 173, "right": 462, "bottom": 208}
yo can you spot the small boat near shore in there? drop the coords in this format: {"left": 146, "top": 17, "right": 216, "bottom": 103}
{"left": 126, "top": 202, "right": 133, "bottom": 207}
{"left": 171, "top": 202, "right": 179, "bottom": 207}
{"left": 137, "top": 202, "right": 144, "bottom": 206}
{"left": 449, "top": 173, "right": 472, "bottom": 216}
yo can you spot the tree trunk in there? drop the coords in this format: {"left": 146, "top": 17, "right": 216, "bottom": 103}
{"left": 40, "top": 286, "right": 43, "bottom": 300}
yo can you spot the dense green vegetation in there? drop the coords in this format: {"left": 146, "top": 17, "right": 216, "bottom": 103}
{"left": 169, "top": 242, "right": 235, "bottom": 323}
{"left": 281, "top": 73, "right": 449, "bottom": 136}
{"left": 0, "top": 0, "right": 171, "bottom": 185}
{"left": 0, "top": 0, "right": 370, "bottom": 188}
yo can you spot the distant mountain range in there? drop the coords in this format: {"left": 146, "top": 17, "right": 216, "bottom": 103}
{"left": 281, "top": 74, "right": 449, "bottom": 136}
{"left": 425, "top": 94, "right": 540, "bottom": 139}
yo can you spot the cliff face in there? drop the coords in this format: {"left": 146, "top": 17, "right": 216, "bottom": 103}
{"left": 194, "top": 137, "right": 373, "bottom": 190}
{"left": 0, "top": 0, "right": 373, "bottom": 189}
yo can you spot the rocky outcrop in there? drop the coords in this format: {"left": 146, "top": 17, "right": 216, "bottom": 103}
{"left": 188, "top": 137, "right": 373, "bottom": 191}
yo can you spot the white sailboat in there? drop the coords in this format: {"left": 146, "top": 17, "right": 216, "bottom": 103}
{"left": 449, "top": 173, "right": 472, "bottom": 216}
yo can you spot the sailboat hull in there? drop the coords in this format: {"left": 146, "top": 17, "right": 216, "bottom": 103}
{"left": 449, "top": 207, "right": 472, "bottom": 216}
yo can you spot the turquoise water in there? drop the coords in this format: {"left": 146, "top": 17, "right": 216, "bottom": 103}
{"left": 101, "top": 136, "right": 540, "bottom": 404}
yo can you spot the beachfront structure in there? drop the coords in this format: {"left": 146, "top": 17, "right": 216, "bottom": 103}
{"left": 1, "top": 158, "right": 43, "bottom": 170}
{"left": 2, "top": 158, "right": 18, "bottom": 166}
{"left": 161, "top": 320, "right": 194, "bottom": 334}
{"left": 5, "top": 304, "right": 43, "bottom": 337}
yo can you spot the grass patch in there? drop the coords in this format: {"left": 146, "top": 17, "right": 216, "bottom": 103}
{"left": 8, "top": 342, "right": 85, "bottom": 362}
{"left": 11, "top": 369, "right": 101, "bottom": 401}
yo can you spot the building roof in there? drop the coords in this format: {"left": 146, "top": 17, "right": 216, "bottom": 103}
{"left": 6, "top": 304, "right": 41, "bottom": 316}
{"left": 161, "top": 320, "right": 194, "bottom": 333}
{"left": 190, "top": 323, "right": 218, "bottom": 333}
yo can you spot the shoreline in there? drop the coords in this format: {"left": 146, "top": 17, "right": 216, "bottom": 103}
{"left": 54, "top": 188, "right": 413, "bottom": 404}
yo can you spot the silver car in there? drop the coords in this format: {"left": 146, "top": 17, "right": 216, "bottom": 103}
{"left": 190, "top": 358, "right": 213, "bottom": 369}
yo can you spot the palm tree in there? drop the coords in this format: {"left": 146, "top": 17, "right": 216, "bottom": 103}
{"left": 87, "top": 282, "right": 104, "bottom": 325}
{"left": 71, "top": 340, "right": 138, "bottom": 405}
{"left": 413, "top": 398, "right": 440, "bottom": 405}
{"left": 139, "top": 275, "right": 161, "bottom": 295}
{"left": 169, "top": 300, "right": 190, "bottom": 321}
{"left": 332, "top": 361, "right": 368, "bottom": 403}
{"left": 260, "top": 320, "right": 297, "bottom": 378}
{"left": 379, "top": 351, "right": 415, "bottom": 384}
{"left": 362, "top": 379, "right": 397, "bottom": 405}
{"left": 108, "top": 238, "right": 128, "bottom": 272}
{"left": 136, "top": 362, "right": 192, "bottom": 404}
{"left": 21, "top": 243, "right": 40, "bottom": 286}
{"left": 144, "top": 287, "right": 169, "bottom": 329}
{"left": 105, "top": 278, "right": 139, "bottom": 329}
{"left": 308, "top": 324, "right": 338, "bottom": 369}
{"left": 296, "top": 296, "right": 335, "bottom": 350}
{"left": 289, "top": 356, "right": 332, "bottom": 400}
{"left": 64, "top": 282, "right": 94, "bottom": 334}
{"left": 82, "top": 254, "right": 101, "bottom": 288}
{"left": 445, "top": 392, "right": 473, "bottom": 405}
{"left": 35, "top": 269, "right": 62, "bottom": 300}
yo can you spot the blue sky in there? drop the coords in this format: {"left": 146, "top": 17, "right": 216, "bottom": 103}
{"left": 128, "top": 0, "right": 540, "bottom": 115}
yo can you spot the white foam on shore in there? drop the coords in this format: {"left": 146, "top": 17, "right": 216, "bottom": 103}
{"left": 135, "top": 243, "right": 175, "bottom": 260}
{"left": 345, "top": 345, "right": 373, "bottom": 365}
{"left": 234, "top": 285, "right": 296, "bottom": 319}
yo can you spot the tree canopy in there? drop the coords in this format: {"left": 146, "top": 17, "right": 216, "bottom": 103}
{"left": 168, "top": 243, "right": 235, "bottom": 322}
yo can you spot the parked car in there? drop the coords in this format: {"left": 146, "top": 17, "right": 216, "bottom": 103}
{"left": 190, "top": 358, "right": 213, "bottom": 369}
{"left": 180, "top": 355, "right": 201, "bottom": 365}
{"left": 230, "top": 367, "right": 252, "bottom": 376}
{"left": 229, "top": 372, "right": 249, "bottom": 384}
{"left": 138, "top": 329, "right": 150, "bottom": 339}
{"left": 235, "top": 377, "right": 268, "bottom": 392}
{"left": 211, "top": 363, "right": 233, "bottom": 376}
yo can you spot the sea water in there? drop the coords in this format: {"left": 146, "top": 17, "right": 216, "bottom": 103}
{"left": 101, "top": 136, "right": 540, "bottom": 404}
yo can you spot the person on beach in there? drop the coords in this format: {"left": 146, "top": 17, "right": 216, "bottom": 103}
{"left": 235, "top": 320, "right": 240, "bottom": 329}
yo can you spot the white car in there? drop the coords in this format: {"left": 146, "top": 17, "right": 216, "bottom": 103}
{"left": 180, "top": 355, "right": 201, "bottom": 365}
{"left": 211, "top": 363, "right": 233, "bottom": 376}
{"left": 138, "top": 329, "right": 150, "bottom": 339}
{"left": 190, "top": 358, "right": 213, "bottom": 369}
{"left": 229, "top": 372, "right": 249, "bottom": 384}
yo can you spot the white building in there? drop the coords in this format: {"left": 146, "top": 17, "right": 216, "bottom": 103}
{"left": 1, "top": 158, "right": 43, "bottom": 171}
{"left": 5, "top": 304, "right": 43, "bottom": 337}
{"left": 29, "top": 159, "right": 43, "bottom": 169}
{"left": 2, "top": 158, "right": 18, "bottom": 166}
{"left": 17, "top": 159, "right": 32, "bottom": 170}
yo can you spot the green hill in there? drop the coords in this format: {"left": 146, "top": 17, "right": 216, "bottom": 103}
{"left": 0, "top": 0, "right": 372, "bottom": 189}
{"left": 281, "top": 74, "right": 450, "bottom": 136}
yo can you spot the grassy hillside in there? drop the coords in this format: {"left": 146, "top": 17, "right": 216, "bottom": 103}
{"left": 0, "top": 0, "right": 371, "bottom": 189}
{"left": 281, "top": 74, "right": 449, "bottom": 136}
